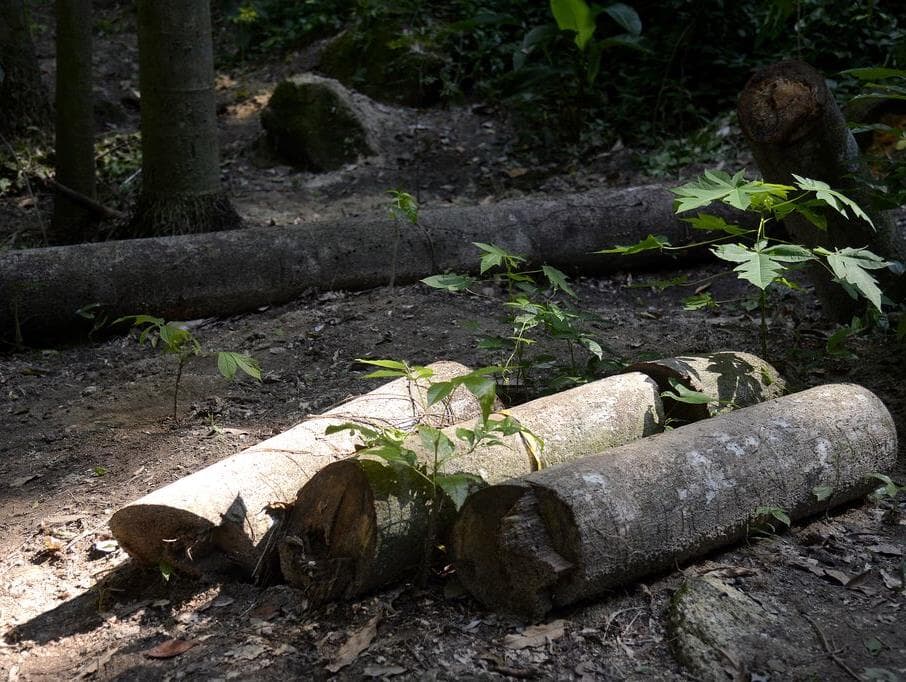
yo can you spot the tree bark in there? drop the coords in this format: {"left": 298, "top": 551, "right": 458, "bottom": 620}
{"left": 277, "top": 372, "right": 664, "bottom": 602}
{"left": 0, "top": 0, "right": 50, "bottom": 137}
{"left": 1, "top": 184, "right": 735, "bottom": 343}
{"left": 453, "top": 383, "right": 897, "bottom": 619}
{"left": 126, "top": 0, "right": 239, "bottom": 237}
{"left": 51, "top": 0, "right": 97, "bottom": 244}
{"left": 109, "top": 361, "right": 484, "bottom": 577}
{"left": 738, "top": 60, "right": 906, "bottom": 309}
{"left": 628, "top": 351, "right": 784, "bottom": 423}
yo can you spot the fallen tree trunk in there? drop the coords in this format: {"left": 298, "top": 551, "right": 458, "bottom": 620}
{"left": 3, "top": 184, "right": 741, "bottom": 342}
{"left": 277, "top": 372, "right": 665, "bottom": 602}
{"left": 109, "top": 361, "right": 482, "bottom": 576}
{"left": 453, "top": 383, "right": 897, "bottom": 619}
{"left": 629, "top": 351, "right": 784, "bottom": 422}
{"left": 738, "top": 60, "right": 906, "bottom": 308}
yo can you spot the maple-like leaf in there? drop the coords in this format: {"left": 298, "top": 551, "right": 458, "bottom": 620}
{"left": 815, "top": 246, "right": 889, "bottom": 311}
{"left": 792, "top": 175, "right": 875, "bottom": 228}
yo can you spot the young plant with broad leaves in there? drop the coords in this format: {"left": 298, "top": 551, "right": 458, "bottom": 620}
{"left": 326, "top": 359, "right": 543, "bottom": 582}
{"left": 117, "top": 315, "right": 261, "bottom": 422}
{"left": 422, "top": 242, "right": 616, "bottom": 399}
{"left": 599, "top": 170, "right": 893, "bottom": 356}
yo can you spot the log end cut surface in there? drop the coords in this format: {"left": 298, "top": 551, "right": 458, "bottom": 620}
{"left": 738, "top": 60, "right": 826, "bottom": 145}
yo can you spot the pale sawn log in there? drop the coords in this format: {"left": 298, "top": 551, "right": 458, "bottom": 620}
{"left": 629, "top": 350, "right": 784, "bottom": 422}
{"left": 109, "top": 361, "right": 482, "bottom": 576}
{"left": 3, "top": 184, "right": 736, "bottom": 342}
{"left": 277, "top": 372, "right": 665, "bottom": 602}
{"left": 738, "top": 60, "right": 906, "bottom": 307}
{"left": 453, "top": 383, "right": 897, "bottom": 619}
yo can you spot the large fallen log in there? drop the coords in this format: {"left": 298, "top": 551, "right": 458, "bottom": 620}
{"left": 277, "top": 372, "right": 665, "bottom": 602}
{"left": 109, "top": 361, "right": 483, "bottom": 576}
{"left": 453, "top": 383, "right": 897, "bottom": 619}
{"left": 3, "top": 184, "right": 740, "bottom": 342}
{"left": 738, "top": 60, "right": 906, "bottom": 308}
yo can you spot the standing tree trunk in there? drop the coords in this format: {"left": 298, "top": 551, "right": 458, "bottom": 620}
{"left": 51, "top": 0, "right": 96, "bottom": 244}
{"left": 738, "top": 60, "right": 906, "bottom": 311}
{"left": 125, "top": 0, "right": 239, "bottom": 237}
{"left": 0, "top": 0, "right": 50, "bottom": 137}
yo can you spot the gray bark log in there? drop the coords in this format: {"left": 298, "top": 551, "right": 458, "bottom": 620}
{"left": 109, "top": 361, "right": 483, "bottom": 576}
{"left": 453, "top": 383, "right": 897, "bottom": 619}
{"left": 278, "top": 372, "right": 664, "bottom": 602}
{"left": 2, "top": 184, "right": 729, "bottom": 343}
{"left": 51, "top": 0, "right": 97, "bottom": 244}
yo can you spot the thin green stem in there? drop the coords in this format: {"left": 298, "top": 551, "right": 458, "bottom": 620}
{"left": 759, "top": 289, "right": 768, "bottom": 358}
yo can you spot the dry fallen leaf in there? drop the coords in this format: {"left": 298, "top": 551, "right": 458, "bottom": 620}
{"left": 326, "top": 613, "right": 382, "bottom": 673}
{"left": 503, "top": 619, "right": 567, "bottom": 649}
{"left": 143, "top": 638, "right": 198, "bottom": 659}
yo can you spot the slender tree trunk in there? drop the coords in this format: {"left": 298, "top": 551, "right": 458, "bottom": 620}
{"left": 125, "top": 0, "right": 239, "bottom": 237}
{"left": 51, "top": 0, "right": 97, "bottom": 244}
{"left": 0, "top": 0, "right": 50, "bottom": 137}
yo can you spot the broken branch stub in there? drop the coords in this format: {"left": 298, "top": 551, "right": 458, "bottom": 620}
{"left": 278, "top": 372, "right": 665, "bottom": 602}
{"left": 109, "top": 361, "right": 483, "bottom": 575}
{"left": 453, "top": 383, "right": 897, "bottom": 619}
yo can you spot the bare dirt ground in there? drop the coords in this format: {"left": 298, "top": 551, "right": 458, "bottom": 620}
{"left": 1, "top": 4, "right": 905, "bottom": 681}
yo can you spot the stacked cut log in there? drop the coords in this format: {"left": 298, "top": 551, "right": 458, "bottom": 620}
{"left": 275, "top": 351, "right": 783, "bottom": 601}
{"left": 109, "top": 361, "right": 484, "bottom": 576}
{"left": 452, "top": 383, "right": 897, "bottom": 619}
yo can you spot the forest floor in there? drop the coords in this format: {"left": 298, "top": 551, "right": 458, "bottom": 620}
{"left": 1, "top": 5, "right": 906, "bottom": 681}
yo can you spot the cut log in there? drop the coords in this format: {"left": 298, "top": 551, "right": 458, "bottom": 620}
{"left": 453, "top": 383, "right": 897, "bottom": 619}
{"left": 277, "top": 372, "right": 665, "bottom": 602}
{"left": 629, "top": 350, "right": 784, "bottom": 422}
{"left": 109, "top": 361, "right": 482, "bottom": 576}
{"left": 738, "top": 60, "right": 906, "bottom": 308}
{"left": 2, "top": 184, "right": 744, "bottom": 342}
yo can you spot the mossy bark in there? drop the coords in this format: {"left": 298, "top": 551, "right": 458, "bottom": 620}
{"left": 0, "top": 0, "right": 50, "bottom": 137}
{"left": 126, "top": 0, "right": 239, "bottom": 238}
{"left": 51, "top": 0, "right": 97, "bottom": 244}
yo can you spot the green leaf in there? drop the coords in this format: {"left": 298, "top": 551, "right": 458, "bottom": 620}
{"left": 550, "top": 0, "right": 596, "bottom": 50}
{"left": 712, "top": 242, "right": 785, "bottom": 290}
{"left": 813, "top": 485, "right": 834, "bottom": 502}
{"left": 596, "top": 233, "right": 670, "bottom": 254}
{"left": 817, "top": 247, "right": 889, "bottom": 311}
{"left": 601, "top": 2, "right": 641, "bottom": 35}
{"left": 473, "top": 242, "right": 524, "bottom": 274}
{"left": 360, "top": 444, "right": 418, "bottom": 467}
{"left": 792, "top": 175, "right": 874, "bottom": 228}
{"left": 661, "top": 377, "right": 714, "bottom": 404}
{"left": 461, "top": 373, "right": 497, "bottom": 421}
{"left": 420, "top": 273, "right": 475, "bottom": 292}
{"left": 418, "top": 425, "right": 455, "bottom": 460}
{"left": 761, "top": 244, "right": 814, "bottom": 263}
{"left": 426, "top": 381, "right": 456, "bottom": 407}
{"left": 671, "top": 170, "right": 791, "bottom": 214}
{"left": 682, "top": 213, "right": 750, "bottom": 236}
{"left": 755, "top": 505, "right": 790, "bottom": 527}
{"left": 356, "top": 358, "right": 408, "bottom": 370}
{"left": 541, "top": 265, "right": 576, "bottom": 297}
{"left": 579, "top": 336, "right": 604, "bottom": 359}
{"left": 159, "top": 560, "right": 173, "bottom": 582}
{"left": 216, "top": 352, "right": 261, "bottom": 381}
{"left": 325, "top": 422, "right": 382, "bottom": 441}
{"left": 682, "top": 292, "right": 717, "bottom": 310}
{"left": 436, "top": 472, "right": 485, "bottom": 511}
{"left": 841, "top": 67, "right": 906, "bottom": 81}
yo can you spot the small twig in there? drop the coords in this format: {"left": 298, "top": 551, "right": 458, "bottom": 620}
{"left": 802, "top": 613, "right": 861, "bottom": 681}
{"left": 47, "top": 177, "right": 126, "bottom": 220}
